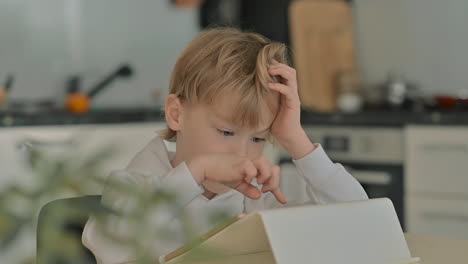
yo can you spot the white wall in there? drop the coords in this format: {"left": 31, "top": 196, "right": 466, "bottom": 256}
{"left": 354, "top": 0, "right": 468, "bottom": 96}
{"left": 5, "top": 1, "right": 468, "bottom": 105}
{"left": 0, "top": 0, "right": 199, "bottom": 108}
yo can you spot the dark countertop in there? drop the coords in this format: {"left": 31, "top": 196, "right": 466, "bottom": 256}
{"left": 300, "top": 110, "right": 468, "bottom": 127}
{"left": 1, "top": 108, "right": 468, "bottom": 127}
{"left": 0, "top": 108, "right": 165, "bottom": 127}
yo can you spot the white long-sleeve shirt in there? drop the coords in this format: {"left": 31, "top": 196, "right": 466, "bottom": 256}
{"left": 82, "top": 136, "right": 368, "bottom": 264}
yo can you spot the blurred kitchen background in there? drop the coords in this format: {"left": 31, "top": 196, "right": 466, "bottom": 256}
{"left": 1, "top": 0, "right": 468, "bottom": 262}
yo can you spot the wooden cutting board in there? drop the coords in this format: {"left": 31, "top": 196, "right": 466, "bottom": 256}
{"left": 290, "top": 0, "right": 357, "bottom": 112}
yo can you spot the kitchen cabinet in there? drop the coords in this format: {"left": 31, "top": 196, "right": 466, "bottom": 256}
{"left": 405, "top": 126, "right": 468, "bottom": 195}
{"left": 406, "top": 196, "right": 468, "bottom": 240}
{"left": 0, "top": 122, "right": 166, "bottom": 192}
{"left": 405, "top": 125, "right": 468, "bottom": 239}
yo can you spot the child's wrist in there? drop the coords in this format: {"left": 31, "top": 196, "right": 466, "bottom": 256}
{"left": 281, "top": 130, "right": 316, "bottom": 160}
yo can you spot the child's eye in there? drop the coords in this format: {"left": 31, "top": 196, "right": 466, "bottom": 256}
{"left": 252, "top": 137, "right": 266, "bottom": 143}
{"left": 217, "top": 129, "right": 234, "bottom": 137}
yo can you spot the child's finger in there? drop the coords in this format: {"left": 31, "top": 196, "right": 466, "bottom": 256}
{"left": 271, "top": 59, "right": 291, "bottom": 70}
{"left": 240, "top": 160, "right": 258, "bottom": 183}
{"left": 262, "top": 171, "right": 287, "bottom": 204}
{"left": 252, "top": 156, "right": 272, "bottom": 184}
{"left": 268, "top": 82, "right": 301, "bottom": 110}
{"left": 235, "top": 181, "right": 261, "bottom": 200}
{"left": 261, "top": 166, "right": 287, "bottom": 204}
{"left": 268, "top": 82, "right": 290, "bottom": 95}
{"left": 269, "top": 63, "right": 296, "bottom": 78}
{"left": 268, "top": 67, "right": 296, "bottom": 84}
{"left": 271, "top": 166, "right": 287, "bottom": 204}
{"left": 261, "top": 165, "right": 280, "bottom": 193}
{"left": 269, "top": 62, "right": 294, "bottom": 73}
{"left": 272, "top": 188, "right": 287, "bottom": 204}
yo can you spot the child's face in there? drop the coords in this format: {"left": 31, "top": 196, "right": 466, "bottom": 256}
{"left": 176, "top": 96, "right": 277, "bottom": 162}
{"left": 168, "top": 92, "right": 279, "bottom": 195}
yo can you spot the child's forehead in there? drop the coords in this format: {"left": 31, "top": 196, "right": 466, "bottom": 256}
{"left": 212, "top": 91, "right": 279, "bottom": 111}
{"left": 211, "top": 96, "right": 274, "bottom": 116}
{"left": 208, "top": 101, "right": 276, "bottom": 130}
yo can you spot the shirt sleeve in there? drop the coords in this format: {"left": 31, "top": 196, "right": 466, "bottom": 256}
{"left": 292, "top": 144, "right": 369, "bottom": 203}
{"left": 245, "top": 144, "right": 368, "bottom": 213}
{"left": 82, "top": 162, "right": 204, "bottom": 264}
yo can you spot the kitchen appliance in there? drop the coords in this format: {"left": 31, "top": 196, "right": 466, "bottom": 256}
{"left": 278, "top": 126, "right": 406, "bottom": 229}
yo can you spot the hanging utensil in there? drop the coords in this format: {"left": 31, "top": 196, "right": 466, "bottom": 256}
{"left": 0, "top": 74, "right": 15, "bottom": 106}
{"left": 65, "top": 64, "right": 134, "bottom": 114}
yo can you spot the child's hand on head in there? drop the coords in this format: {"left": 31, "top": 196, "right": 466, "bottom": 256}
{"left": 267, "top": 60, "right": 316, "bottom": 160}
{"left": 187, "top": 153, "right": 287, "bottom": 204}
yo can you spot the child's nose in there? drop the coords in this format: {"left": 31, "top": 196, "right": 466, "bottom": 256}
{"left": 231, "top": 141, "right": 249, "bottom": 157}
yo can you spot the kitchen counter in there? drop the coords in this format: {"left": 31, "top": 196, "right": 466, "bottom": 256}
{"left": 1, "top": 108, "right": 468, "bottom": 127}
{"left": 405, "top": 233, "right": 468, "bottom": 264}
{"left": 301, "top": 110, "right": 468, "bottom": 127}
{"left": 0, "top": 108, "right": 165, "bottom": 127}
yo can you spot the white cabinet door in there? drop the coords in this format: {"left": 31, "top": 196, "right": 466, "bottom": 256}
{"left": 0, "top": 122, "right": 165, "bottom": 193}
{"left": 405, "top": 125, "right": 468, "bottom": 239}
{"left": 405, "top": 125, "right": 468, "bottom": 196}
{"left": 406, "top": 196, "right": 468, "bottom": 240}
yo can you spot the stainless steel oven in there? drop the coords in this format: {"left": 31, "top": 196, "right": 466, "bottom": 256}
{"left": 278, "top": 126, "right": 406, "bottom": 229}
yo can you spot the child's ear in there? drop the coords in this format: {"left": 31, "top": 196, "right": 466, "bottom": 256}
{"left": 165, "top": 94, "right": 184, "bottom": 131}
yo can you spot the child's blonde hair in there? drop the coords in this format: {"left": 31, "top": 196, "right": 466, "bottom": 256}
{"left": 162, "top": 27, "right": 289, "bottom": 142}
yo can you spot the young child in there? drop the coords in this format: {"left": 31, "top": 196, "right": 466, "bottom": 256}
{"left": 82, "top": 28, "right": 368, "bottom": 263}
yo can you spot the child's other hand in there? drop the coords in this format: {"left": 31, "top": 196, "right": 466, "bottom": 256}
{"left": 267, "top": 60, "right": 315, "bottom": 159}
{"left": 252, "top": 156, "right": 286, "bottom": 204}
{"left": 187, "top": 154, "right": 287, "bottom": 204}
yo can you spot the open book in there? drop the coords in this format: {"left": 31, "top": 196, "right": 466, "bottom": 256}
{"left": 161, "top": 198, "right": 420, "bottom": 264}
